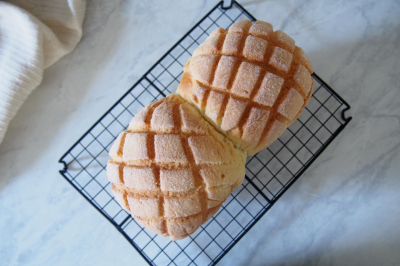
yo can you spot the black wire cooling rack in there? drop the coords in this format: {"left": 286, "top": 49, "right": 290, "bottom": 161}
{"left": 59, "top": 1, "right": 352, "bottom": 265}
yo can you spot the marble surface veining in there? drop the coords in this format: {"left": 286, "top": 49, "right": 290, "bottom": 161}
{"left": 1, "top": 0, "right": 400, "bottom": 265}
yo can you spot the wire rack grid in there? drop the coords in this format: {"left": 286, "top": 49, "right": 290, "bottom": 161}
{"left": 59, "top": 1, "right": 352, "bottom": 266}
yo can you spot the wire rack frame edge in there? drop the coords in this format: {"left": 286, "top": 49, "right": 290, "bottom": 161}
{"left": 59, "top": 1, "right": 352, "bottom": 265}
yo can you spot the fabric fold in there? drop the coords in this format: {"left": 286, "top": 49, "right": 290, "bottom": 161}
{"left": 0, "top": 0, "right": 86, "bottom": 144}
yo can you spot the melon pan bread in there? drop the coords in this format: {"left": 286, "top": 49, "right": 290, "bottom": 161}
{"left": 178, "top": 19, "right": 313, "bottom": 155}
{"left": 107, "top": 20, "right": 313, "bottom": 240}
{"left": 107, "top": 95, "right": 246, "bottom": 240}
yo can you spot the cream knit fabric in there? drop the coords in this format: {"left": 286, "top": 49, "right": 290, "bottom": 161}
{"left": 0, "top": 0, "right": 86, "bottom": 144}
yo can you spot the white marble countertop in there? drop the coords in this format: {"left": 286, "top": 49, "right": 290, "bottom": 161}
{"left": 1, "top": 0, "right": 400, "bottom": 265}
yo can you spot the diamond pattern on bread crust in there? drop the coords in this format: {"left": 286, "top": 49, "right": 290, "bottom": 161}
{"left": 107, "top": 19, "right": 314, "bottom": 241}
{"left": 177, "top": 20, "right": 313, "bottom": 155}
{"left": 107, "top": 95, "right": 246, "bottom": 240}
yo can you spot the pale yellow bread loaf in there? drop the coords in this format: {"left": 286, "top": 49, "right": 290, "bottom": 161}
{"left": 177, "top": 20, "right": 314, "bottom": 155}
{"left": 107, "top": 94, "right": 246, "bottom": 240}
{"left": 107, "top": 19, "right": 314, "bottom": 240}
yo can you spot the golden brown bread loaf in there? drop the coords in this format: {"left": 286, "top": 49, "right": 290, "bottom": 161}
{"left": 177, "top": 20, "right": 313, "bottom": 155}
{"left": 107, "top": 20, "right": 313, "bottom": 240}
{"left": 107, "top": 95, "right": 246, "bottom": 240}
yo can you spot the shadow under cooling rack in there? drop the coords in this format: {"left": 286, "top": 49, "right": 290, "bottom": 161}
{"left": 59, "top": 1, "right": 352, "bottom": 266}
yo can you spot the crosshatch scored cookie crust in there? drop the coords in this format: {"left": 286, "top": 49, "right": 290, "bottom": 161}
{"left": 107, "top": 95, "right": 246, "bottom": 240}
{"left": 107, "top": 20, "right": 313, "bottom": 240}
{"left": 178, "top": 19, "right": 314, "bottom": 155}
